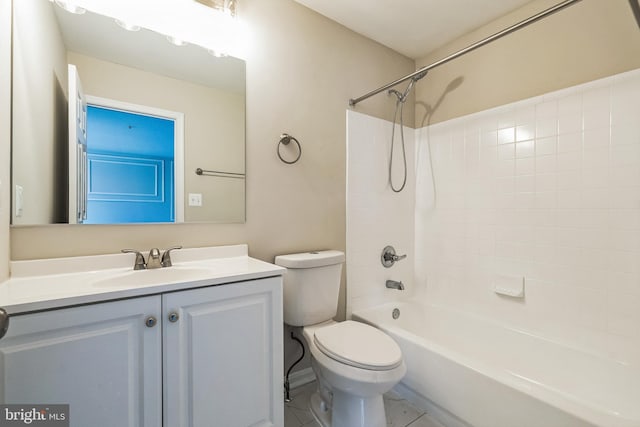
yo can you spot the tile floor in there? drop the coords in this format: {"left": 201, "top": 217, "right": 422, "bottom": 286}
{"left": 284, "top": 381, "right": 445, "bottom": 427}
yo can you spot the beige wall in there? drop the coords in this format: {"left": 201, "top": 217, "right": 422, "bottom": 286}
{"left": 415, "top": 0, "right": 640, "bottom": 127}
{"left": 12, "top": 0, "right": 68, "bottom": 224}
{"left": 67, "top": 52, "right": 246, "bottom": 223}
{"left": 0, "top": 0, "right": 11, "bottom": 281}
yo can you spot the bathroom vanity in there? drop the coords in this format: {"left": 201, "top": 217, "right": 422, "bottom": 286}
{"left": 0, "top": 245, "right": 284, "bottom": 427}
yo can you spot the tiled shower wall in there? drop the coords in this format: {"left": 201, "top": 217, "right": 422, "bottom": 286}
{"left": 415, "top": 69, "right": 640, "bottom": 364}
{"left": 346, "top": 110, "right": 415, "bottom": 315}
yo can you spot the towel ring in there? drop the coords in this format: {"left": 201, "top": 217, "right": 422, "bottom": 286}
{"left": 277, "top": 133, "right": 302, "bottom": 164}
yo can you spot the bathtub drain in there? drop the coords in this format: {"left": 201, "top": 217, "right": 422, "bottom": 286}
{"left": 392, "top": 308, "right": 400, "bottom": 319}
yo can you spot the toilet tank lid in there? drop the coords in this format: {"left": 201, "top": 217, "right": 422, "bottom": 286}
{"left": 274, "top": 250, "right": 345, "bottom": 268}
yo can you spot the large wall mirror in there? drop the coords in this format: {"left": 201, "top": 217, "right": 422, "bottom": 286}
{"left": 11, "top": 0, "right": 246, "bottom": 225}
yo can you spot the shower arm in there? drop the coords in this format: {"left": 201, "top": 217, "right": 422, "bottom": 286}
{"left": 348, "top": 0, "right": 583, "bottom": 107}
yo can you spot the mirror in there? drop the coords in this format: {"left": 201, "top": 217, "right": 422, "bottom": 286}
{"left": 11, "top": 0, "right": 246, "bottom": 225}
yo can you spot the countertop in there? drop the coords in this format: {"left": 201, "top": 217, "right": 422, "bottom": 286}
{"left": 0, "top": 245, "right": 284, "bottom": 315}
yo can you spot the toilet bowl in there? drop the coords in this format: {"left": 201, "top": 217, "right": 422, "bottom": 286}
{"left": 274, "top": 250, "right": 406, "bottom": 427}
{"left": 303, "top": 320, "right": 406, "bottom": 427}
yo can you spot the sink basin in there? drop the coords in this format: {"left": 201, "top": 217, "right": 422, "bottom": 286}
{"left": 92, "top": 266, "right": 213, "bottom": 288}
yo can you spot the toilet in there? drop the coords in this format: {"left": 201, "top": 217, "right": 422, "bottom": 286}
{"left": 275, "top": 250, "right": 406, "bottom": 427}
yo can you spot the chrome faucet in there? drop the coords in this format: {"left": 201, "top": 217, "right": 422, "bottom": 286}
{"left": 122, "top": 246, "right": 182, "bottom": 270}
{"left": 146, "top": 248, "right": 162, "bottom": 269}
{"left": 386, "top": 280, "right": 405, "bottom": 290}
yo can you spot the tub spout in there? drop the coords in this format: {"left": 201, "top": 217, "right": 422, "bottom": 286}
{"left": 386, "top": 280, "right": 405, "bottom": 290}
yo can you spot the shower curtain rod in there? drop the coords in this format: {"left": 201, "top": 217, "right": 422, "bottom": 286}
{"left": 348, "top": 0, "right": 583, "bottom": 107}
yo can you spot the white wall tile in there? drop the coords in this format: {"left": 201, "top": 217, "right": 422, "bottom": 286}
{"left": 557, "top": 132, "right": 582, "bottom": 153}
{"left": 536, "top": 155, "right": 558, "bottom": 173}
{"left": 559, "top": 114, "right": 583, "bottom": 134}
{"left": 347, "top": 71, "right": 640, "bottom": 363}
{"left": 536, "top": 136, "right": 557, "bottom": 156}
{"left": 516, "top": 125, "right": 535, "bottom": 142}
{"left": 558, "top": 93, "right": 582, "bottom": 115}
{"left": 557, "top": 171, "right": 581, "bottom": 190}
{"left": 515, "top": 157, "right": 535, "bottom": 176}
{"left": 611, "top": 123, "right": 640, "bottom": 146}
{"left": 413, "top": 69, "right": 640, "bottom": 362}
{"left": 536, "top": 100, "right": 558, "bottom": 118}
{"left": 582, "top": 168, "right": 609, "bottom": 189}
{"left": 515, "top": 140, "right": 534, "bottom": 158}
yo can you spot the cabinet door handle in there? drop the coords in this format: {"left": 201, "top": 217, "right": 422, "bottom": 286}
{"left": 145, "top": 316, "right": 157, "bottom": 328}
{"left": 0, "top": 308, "right": 9, "bottom": 340}
{"left": 168, "top": 312, "right": 179, "bottom": 323}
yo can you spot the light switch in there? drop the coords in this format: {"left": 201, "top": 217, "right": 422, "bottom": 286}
{"left": 15, "top": 184, "right": 23, "bottom": 217}
{"left": 188, "top": 193, "right": 202, "bottom": 207}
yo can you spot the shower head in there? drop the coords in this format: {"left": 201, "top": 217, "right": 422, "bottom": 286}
{"left": 388, "top": 89, "right": 404, "bottom": 101}
{"left": 412, "top": 69, "right": 428, "bottom": 81}
{"left": 388, "top": 69, "right": 428, "bottom": 103}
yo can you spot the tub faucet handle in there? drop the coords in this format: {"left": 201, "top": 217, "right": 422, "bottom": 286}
{"left": 381, "top": 246, "right": 407, "bottom": 268}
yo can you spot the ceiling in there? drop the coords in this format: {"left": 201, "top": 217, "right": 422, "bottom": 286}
{"left": 293, "top": 0, "right": 535, "bottom": 59}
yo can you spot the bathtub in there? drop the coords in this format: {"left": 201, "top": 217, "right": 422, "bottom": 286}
{"left": 353, "top": 302, "right": 640, "bottom": 427}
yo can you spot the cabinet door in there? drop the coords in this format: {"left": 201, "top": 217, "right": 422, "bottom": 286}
{"left": 0, "top": 296, "right": 162, "bottom": 427}
{"left": 163, "top": 277, "right": 283, "bottom": 427}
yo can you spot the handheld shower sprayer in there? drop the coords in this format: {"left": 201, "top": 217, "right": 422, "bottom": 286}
{"left": 388, "top": 88, "right": 404, "bottom": 101}
{"left": 387, "top": 69, "right": 428, "bottom": 104}
{"left": 387, "top": 69, "right": 428, "bottom": 192}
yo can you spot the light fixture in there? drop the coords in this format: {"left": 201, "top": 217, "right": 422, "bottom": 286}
{"left": 194, "top": 0, "right": 236, "bottom": 17}
{"left": 166, "top": 36, "right": 188, "bottom": 47}
{"left": 115, "top": 19, "right": 141, "bottom": 32}
{"left": 53, "top": 0, "right": 86, "bottom": 14}
{"left": 207, "top": 49, "right": 228, "bottom": 58}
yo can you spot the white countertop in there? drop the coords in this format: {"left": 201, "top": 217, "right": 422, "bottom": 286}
{"left": 0, "top": 245, "right": 284, "bottom": 315}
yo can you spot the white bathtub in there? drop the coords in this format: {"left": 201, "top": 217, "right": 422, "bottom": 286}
{"left": 353, "top": 302, "right": 640, "bottom": 427}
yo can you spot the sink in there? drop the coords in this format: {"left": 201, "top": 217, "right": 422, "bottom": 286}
{"left": 92, "top": 266, "right": 213, "bottom": 288}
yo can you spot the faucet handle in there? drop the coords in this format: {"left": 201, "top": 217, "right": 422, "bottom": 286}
{"left": 122, "top": 249, "right": 146, "bottom": 270}
{"left": 161, "top": 246, "right": 183, "bottom": 267}
{"left": 381, "top": 246, "right": 407, "bottom": 268}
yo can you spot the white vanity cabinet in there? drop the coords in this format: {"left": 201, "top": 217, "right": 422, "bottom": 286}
{"left": 0, "top": 296, "right": 163, "bottom": 427}
{"left": 163, "top": 277, "right": 283, "bottom": 427}
{"left": 0, "top": 276, "right": 283, "bottom": 427}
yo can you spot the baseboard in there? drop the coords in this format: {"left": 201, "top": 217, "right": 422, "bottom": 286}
{"left": 288, "top": 367, "right": 316, "bottom": 390}
{"left": 393, "top": 382, "right": 472, "bottom": 427}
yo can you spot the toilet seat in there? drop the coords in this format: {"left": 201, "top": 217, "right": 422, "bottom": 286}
{"left": 313, "top": 321, "right": 402, "bottom": 371}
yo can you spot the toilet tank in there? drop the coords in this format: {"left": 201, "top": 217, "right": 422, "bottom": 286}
{"left": 274, "top": 250, "right": 345, "bottom": 327}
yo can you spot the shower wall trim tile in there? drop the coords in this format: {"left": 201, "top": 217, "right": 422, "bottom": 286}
{"left": 346, "top": 110, "right": 416, "bottom": 316}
